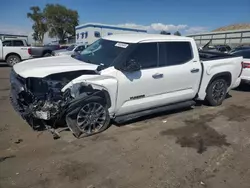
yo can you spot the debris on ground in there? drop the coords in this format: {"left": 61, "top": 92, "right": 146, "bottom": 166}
{"left": 14, "top": 139, "right": 23, "bottom": 144}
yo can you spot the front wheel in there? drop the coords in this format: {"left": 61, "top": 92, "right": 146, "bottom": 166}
{"left": 66, "top": 96, "right": 110, "bottom": 138}
{"left": 205, "top": 78, "right": 228, "bottom": 106}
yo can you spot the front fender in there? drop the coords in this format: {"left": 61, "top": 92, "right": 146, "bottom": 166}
{"left": 62, "top": 75, "right": 118, "bottom": 115}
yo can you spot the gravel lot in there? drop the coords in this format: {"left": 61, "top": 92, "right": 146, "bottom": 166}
{"left": 1, "top": 64, "right": 250, "bottom": 188}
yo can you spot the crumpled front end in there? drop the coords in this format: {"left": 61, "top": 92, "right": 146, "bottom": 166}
{"left": 10, "top": 69, "right": 72, "bottom": 130}
{"left": 9, "top": 66, "right": 112, "bottom": 139}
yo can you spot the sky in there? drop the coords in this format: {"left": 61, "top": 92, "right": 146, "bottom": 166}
{"left": 0, "top": 0, "right": 249, "bottom": 43}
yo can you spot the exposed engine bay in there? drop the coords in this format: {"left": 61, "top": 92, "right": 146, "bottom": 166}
{"left": 10, "top": 68, "right": 108, "bottom": 139}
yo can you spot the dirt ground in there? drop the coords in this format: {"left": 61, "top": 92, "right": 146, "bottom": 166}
{"left": 1, "top": 64, "right": 250, "bottom": 188}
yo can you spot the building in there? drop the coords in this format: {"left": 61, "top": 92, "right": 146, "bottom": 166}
{"left": 0, "top": 34, "right": 28, "bottom": 42}
{"left": 187, "top": 29, "right": 250, "bottom": 47}
{"left": 75, "top": 23, "right": 147, "bottom": 46}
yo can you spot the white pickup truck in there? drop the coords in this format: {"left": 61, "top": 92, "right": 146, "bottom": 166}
{"left": 10, "top": 34, "right": 243, "bottom": 138}
{"left": 0, "top": 39, "right": 31, "bottom": 66}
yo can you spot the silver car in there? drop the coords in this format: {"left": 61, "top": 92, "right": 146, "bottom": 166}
{"left": 52, "top": 44, "right": 86, "bottom": 56}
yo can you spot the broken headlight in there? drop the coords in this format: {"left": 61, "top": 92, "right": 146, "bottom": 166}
{"left": 27, "top": 77, "right": 49, "bottom": 93}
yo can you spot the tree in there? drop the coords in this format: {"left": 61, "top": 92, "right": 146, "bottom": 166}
{"left": 27, "top": 6, "right": 47, "bottom": 44}
{"left": 174, "top": 31, "right": 181, "bottom": 36}
{"left": 44, "top": 4, "right": 79, "bottom": 44}
{"left": 32, "top": 30, "right": 39, "bottom": 42}
{"left": 160, "top": 30, "right": 171, "bottom": 35}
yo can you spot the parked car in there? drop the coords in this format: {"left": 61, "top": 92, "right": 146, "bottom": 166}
{"left": 0, "top": 39, "right": 31, "bottom": 66}
{"left": 52, "top": 44, "right": 86, "bottom": 56}
{"left": 230, "top": 46, "right": 250, "bottom": 53}
{"left": 59, "top": 45, "right": 70, "bottom": 50}
{"left": 199, "top": 40, "right": 231, "bottom": 53}
{"left": 203, "top": 45, "right": 231, "bottom": 53}
{"left": 230, "top": 49, "right": 250, "bottom": 84}
{"left": 10, "top": 34, "right": 242, "bottom": 138}
{"left": 30, "top": 44, "right": 60, "bottom": 58}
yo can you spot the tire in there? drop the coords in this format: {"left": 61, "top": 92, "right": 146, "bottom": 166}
{"left": 6, "top": 55, "right": 21, "bottom": 66}
{"left": 206, "top": 78, "right": 228, "bottom": 106}
{"left": 65, "top": 96, "right": 110, "bottom": 138}
{"left": 43, "top": 52, "right": 52, "bottom": 57}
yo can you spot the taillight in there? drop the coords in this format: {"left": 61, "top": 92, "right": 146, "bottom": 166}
{"left": 28, "top": 48, "right": 31, "bottom": 55}
{"left": 242, "top": 61, "right": 250, "bottom": 68}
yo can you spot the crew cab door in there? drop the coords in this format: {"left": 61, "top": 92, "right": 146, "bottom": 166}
{"left": 156, "top": 41, "right": 202, "bottom": 102}
{"left": 115, "top": 42, "right": 165, "bottom": 115}
{"left": 115, "top": 40, "right": 201, "bottom": 116}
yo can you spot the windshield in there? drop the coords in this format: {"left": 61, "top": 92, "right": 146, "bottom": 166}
{"left": 77, "top": 39, "right": 129, "bottom": 67}
{"left": 67, "top": 44, "right": 76, "bottom": 51}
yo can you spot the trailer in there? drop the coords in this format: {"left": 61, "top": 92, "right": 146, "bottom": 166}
{"left": 75, "top": 23, "right": 147, "bottom": 46}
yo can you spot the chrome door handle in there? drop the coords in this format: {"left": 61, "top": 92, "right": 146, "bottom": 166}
{"left": 191, "top": 68, "right": 200, "bottom": 73}
{"left": 152, "top": 73, "right": 163, "bottom": 79}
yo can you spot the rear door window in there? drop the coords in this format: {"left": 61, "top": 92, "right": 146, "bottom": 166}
{"left": 159, "top": 42, "right": 193, "bottom": 67}
{"left": 128, "top": 43, "right": 158, "bottom": 69}
{"left": 13, "top": 40, "right": 24, "bottom": 46}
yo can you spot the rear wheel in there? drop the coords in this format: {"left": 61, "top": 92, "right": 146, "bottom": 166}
{"left": 206, "top": 78, "right": 228, "bottom": 106}
{"left": 66, "top": 96, "right": 110, "bottom": 138}
{"left": 6, "top": 55, "right": 21, "bottom": 66}
{"left": 43, "top": 52, "right": 52, "bottom": 57}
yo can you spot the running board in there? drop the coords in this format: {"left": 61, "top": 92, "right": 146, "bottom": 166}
{"left": 114, "top": 100, "right": 196, "bottom": 124}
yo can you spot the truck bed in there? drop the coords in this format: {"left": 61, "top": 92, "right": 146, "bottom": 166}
{"left": 199, "top": 50, "right": 236, "bottom": 61}
{"left": 197, "top": 53, "right": 243, "bottom": 100}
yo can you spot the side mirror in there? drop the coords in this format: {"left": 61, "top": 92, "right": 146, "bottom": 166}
{"left": 122, "top": 59, "right": 141, "bottom": 72}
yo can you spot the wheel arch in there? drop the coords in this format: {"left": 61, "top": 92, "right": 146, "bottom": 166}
{"left": 5, "top": 53, "right": 22, "bottom": 61}
{"left": 42, "top": 50, "right": 52, "bottom": 56}
{"left": 206, "top": 71, "right": 232, "bottom": 92}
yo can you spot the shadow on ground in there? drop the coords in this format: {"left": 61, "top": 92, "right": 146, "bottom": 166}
{"left": 113, "top": 106, "right": 195, "bottom": 127}
{"left": 234, "top": 83, "right": 250, "bottom": 92}
{"left": 160, "top": 114, "right": 230, "bottom": 154}
{"left": 0, "top": 63, "right": 9, "bottom": 68}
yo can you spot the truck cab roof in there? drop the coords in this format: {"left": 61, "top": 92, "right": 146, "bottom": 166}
{"left": 103, "top": 33, "right": 192, "bottom": 43}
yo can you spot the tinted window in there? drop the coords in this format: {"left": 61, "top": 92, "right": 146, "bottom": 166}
{"left": 75, "top": 45, "right": 85, "bottom": 52}
{"left": 129, "top": 43, "right": 157, "bottom": 69}
{"left": 219, "top": 47, "right": 227, "bottom": 52}
{"left": 94, "top": 31, "right": 101, "bottom": 38}
{"left": 81, "top": 32, "right": 85, "bottom": 39}
{"left": 159, "top": 42, "right": 193, "bottom": 67}
{"left": 233, "top": 50, "right": 250, "bottom": 59}
{"left": 13, "top": 40, "right": 24, "bottom": 46}
{"left": 2, "top": 40, "right": 12, "bottom": 46}
{"left": 67, "top": 44, "right": 76, "bottom": 51}
{"left": 225, "top": 46, "right": 231, "bottom": 51}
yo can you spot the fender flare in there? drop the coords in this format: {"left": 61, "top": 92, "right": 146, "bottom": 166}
{"left": 206, "top": 71, "right": 232, "bottom": 92}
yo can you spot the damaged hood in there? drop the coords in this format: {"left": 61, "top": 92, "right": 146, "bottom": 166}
{"left": 13, "top": 56, "right": 98, "bottom": 78}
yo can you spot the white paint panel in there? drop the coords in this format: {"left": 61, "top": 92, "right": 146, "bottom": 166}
{"left": 212, "top": 39, "right": 225, "bottom": 44}
{"left": 201, "top": 35, "right": 212, "bottom": 39}
{"left": 226, "top": 33, "right": 241, "bottom": 38}
{"left": 242, "top": 32, "right": 250, "bottom": 37}
{"left": 242, "top": 38, "right": 250, "bottom": 43}
{"left": 212, "top": 34, "right": 226, "bottom": 39}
